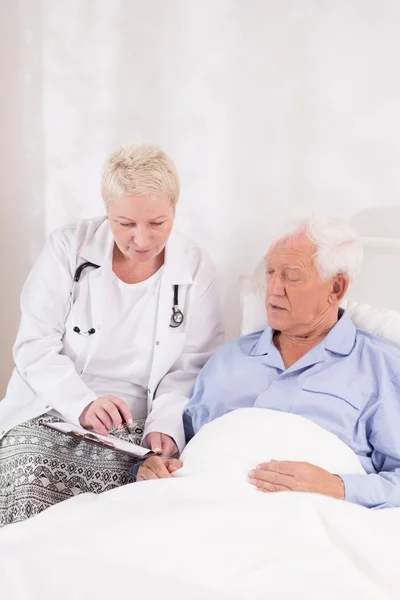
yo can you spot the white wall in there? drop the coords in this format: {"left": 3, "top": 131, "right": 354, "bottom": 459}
{"left": 0, "top": 0, "right": 44, "bottom": 395}
{"left": 2, "top": 0, "right": 400, "bottom": 392}
{"left": 41, "top": 0, "right": 400, "bottom": 337}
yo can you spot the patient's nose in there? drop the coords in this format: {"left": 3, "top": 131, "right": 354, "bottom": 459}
{"left": 267, "top": 272, "right": 284, "bottom": 295}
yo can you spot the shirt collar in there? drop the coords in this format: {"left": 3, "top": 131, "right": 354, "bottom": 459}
{"left": 250, "top": 310, "right": 356, "bottom": 359}
{"left": 323, "top": 311, "right": 356, "bottom": 356}
{"left": 80, "top": 217, "right": 193, "bottom": 285}
{"left": 250, "top": 327, "right": 275, "bottom": 357}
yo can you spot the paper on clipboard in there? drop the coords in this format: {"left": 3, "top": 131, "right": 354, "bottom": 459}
{"left": 40, "top": 421, "right": 154, "bottom": 458}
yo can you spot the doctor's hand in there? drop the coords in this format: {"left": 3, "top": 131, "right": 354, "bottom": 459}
{"left": 136, "top": 455, "right": 183, "bottom": 481}
{"left": 79, "top": 395, "right": 133, "bottom": 436}
{"left": 145, "top": 432, "right": 178, "bottom": 458}
{"left": 248, "top": 460, "right": 345, "bottom": 500}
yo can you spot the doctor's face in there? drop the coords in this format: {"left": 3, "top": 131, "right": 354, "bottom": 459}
{"left": 107, "top": 192, "right": 175, "bottom": 263}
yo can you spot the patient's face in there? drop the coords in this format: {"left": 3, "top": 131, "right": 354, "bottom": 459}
{"left": 265, "top": 233, "right": 336, "bottom": 335}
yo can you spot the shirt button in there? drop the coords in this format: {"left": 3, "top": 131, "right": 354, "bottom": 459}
{"left": 147, "top": 388, "right": 151, "bottom": 395}
{"left": 155, "top": 341, "right": 160, "bottom": 345}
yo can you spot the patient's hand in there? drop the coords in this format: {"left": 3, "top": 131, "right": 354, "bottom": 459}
{"left": 137, "top": 456, "right": 183, "bottom": 481}
{"left": 248, "top": 460, "right": 345, "bottom": 500}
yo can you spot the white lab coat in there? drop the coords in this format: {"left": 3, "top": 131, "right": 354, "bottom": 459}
{"left": 0, "top": 217, "right": 224, "bottom": 452}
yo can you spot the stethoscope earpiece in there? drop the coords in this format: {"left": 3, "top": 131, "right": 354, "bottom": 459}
{"left": 73, "top": 326, "right": 96, "bottom": 336}
{"left": 71, "top": 262, "right": 100, "bottom": 336}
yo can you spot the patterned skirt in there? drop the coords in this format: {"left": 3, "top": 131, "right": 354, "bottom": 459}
{"left": 0, "top": 413, "right": 145, "bottom": 527}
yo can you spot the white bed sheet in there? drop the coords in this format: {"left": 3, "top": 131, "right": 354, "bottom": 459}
{"left": 1, "top": 409, "right": 400, "bottom": 600}
{"left": 1, "top": 475, "right": 399, "bottom": 599}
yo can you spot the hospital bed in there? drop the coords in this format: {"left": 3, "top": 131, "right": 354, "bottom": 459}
{"left": 1, "top": 208, "right": 400, "bottom": 600}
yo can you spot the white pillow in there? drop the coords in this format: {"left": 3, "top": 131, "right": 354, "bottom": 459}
{"left": 177, "top": 408, "right": 365, "bottom": 484}
{"left": 239, "top": 273, "right": 266, "bottom": 336}
{"left": 341, "top": 299, "right": 400, "bottom": 346}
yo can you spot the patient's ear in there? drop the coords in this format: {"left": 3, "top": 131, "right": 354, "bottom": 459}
{"left": 328, "top": 274, "right": 349, "bottom": 304}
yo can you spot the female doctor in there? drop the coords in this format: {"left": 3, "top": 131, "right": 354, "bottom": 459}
{"left": 0, "top": 143, "right": 224, "bottom": 526}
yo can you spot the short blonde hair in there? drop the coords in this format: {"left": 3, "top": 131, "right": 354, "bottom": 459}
{"left": 101, "top": 143, "right": 180, "bottom": 208}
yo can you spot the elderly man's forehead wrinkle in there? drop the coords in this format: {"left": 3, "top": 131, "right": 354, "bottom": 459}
{"left": 266, "top": 247, "right": 313, "bottom": 271}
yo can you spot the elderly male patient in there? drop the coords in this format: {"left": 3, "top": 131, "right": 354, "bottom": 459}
{"left": 135, "top": 214, "right": 400, "bottom": 509}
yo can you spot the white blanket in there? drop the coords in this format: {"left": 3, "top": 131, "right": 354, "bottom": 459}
{"left": 1, "top": 409, "right": 399, "bottom": 600}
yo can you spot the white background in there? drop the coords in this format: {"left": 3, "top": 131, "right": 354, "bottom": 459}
{"left": 1, "top": 0, "right": 400, "bottom": 393}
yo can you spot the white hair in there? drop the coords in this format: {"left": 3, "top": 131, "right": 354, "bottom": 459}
{"left": 267, "top": 211, "right": 363, "bottom": 282}
{"left": 101, "top": 143, "right": 180, "bottom": 208}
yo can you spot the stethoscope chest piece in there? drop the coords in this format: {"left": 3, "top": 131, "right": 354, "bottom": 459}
{"left": 169, "top": 284, "right": 184, "bottom": 328}
{"left": 170, "top": 307, "right": 184, "bottom": 328}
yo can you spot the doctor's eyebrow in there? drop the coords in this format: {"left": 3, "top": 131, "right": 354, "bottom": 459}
{"left": 116, "top": 215, "right": 169, "bottom": 221}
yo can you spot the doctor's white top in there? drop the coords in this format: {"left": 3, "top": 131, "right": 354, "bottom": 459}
{"left": 0, "top": 217, "right": 224, "bottom": 452}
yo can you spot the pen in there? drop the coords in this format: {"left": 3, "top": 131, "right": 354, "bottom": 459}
{"left": 121, "top": 421, "right": 133, "bottom": 443}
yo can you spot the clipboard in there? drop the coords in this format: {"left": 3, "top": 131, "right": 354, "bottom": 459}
{"left": 40, "top": 421, "right": 154, "bottom": 459}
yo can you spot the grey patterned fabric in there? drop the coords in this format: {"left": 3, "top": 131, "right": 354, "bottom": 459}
{"left": 0, "top": 414, "right": 144, "bottom": 527}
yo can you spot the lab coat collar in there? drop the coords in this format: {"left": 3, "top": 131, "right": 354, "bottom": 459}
{"left": 163, "top": 229, "right": 194, "bottom": 285}
{"left": 79, "top": 217, "right": 113, "bottom": 267}
{"left": 79, "top": 217, "right": 193, "bottom": 284}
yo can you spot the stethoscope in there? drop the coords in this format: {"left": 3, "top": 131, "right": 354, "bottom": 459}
{"left": 71, "top": 261, "right": 184, "bottom": 336}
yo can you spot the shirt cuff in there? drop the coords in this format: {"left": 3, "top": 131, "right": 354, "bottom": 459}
{"left": 130, "top": 461, "right": 144, "bottom": 481}
{"left": 338, "top": 473, "right": 388, "bottom": 509}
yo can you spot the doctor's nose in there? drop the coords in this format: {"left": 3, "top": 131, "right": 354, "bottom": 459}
{"left": 133, "top": 227, "right": 150, "bottom": 248}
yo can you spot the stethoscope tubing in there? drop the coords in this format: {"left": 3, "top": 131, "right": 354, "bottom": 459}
{"left": 71, "top": 261, "right": 184, "bottom": 335}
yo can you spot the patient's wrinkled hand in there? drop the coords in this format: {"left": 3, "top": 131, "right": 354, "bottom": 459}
{"left": 248, "top": 460, "right": 345, "bottom": 500}
{"left": 137, "top": 456, "right": 183, "bottom": 481}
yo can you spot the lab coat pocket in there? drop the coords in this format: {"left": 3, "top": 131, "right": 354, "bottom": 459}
{"left": 61, "top": 300, "right": 94, "bottom": 366}
{"left": 61, "top": 270, "right": 102, "bottom": 365}
{"left": 62, "top": 318, "right": 88, "bottom": 367}
{"left": 165, "top": 329, "right": 187, "bottom": 357}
